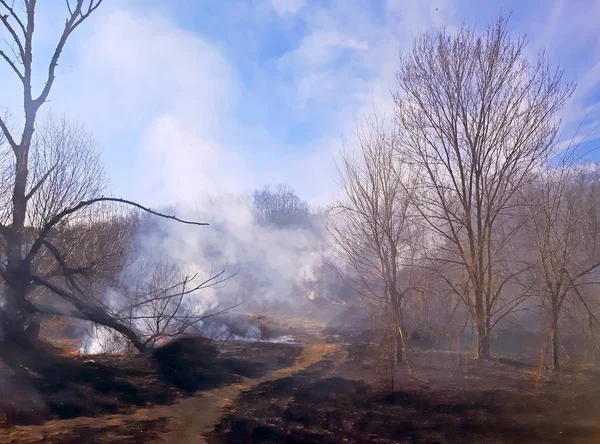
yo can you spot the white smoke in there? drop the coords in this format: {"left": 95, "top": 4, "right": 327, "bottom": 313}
{"left": 80, "top": 325, "right": 127, "bottom": 355}
{"left": 140, "top": 193, "right": 330, "bottom": 311}
{"left": 78, "top": 190, "right": 341, "bottom": 353}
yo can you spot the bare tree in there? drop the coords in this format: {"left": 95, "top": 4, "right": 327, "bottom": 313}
{"left": 253, "top": 184, "right": 311, "bottom": 228}
{"left": 0, "top": 114, "right": 227, "bottom": 353}
{"left": 523, "top": 162, "right": 600, "bottom": 369}
{"left": 75, "top": 253, "right": 237, "bottom": 353}
{"left": 0, "top": 2, "right": 220, "bottom": 354}
{"left": 328, "top": 113, "right": 421, "bottom": 368}
{"left": 117, "top": 256, "right": 236, "bottom": 349}
{"left": 394, "top": 17, "right": 573, "bottom": 359}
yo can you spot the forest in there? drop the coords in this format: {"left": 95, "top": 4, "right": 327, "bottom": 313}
{"left": 0, "top": 2, "right": 599, "bottom": 443}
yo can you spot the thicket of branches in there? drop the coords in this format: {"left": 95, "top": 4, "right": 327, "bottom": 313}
{"left": 330, "top": 16, "right": 600, "bottom": 371}
{"left": 0, "top": 1, "right": 233, "bottom": 356}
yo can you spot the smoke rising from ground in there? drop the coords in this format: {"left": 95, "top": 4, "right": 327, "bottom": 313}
{"left": 80, "top": 189, "right": 337, "bottom": 353}
{"left": 145, "top": 192, "right": 329, "bottom": 308}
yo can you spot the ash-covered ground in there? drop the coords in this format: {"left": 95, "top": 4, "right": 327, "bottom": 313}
{"left": 2, "top": 309, "right": 600, "bottom": 444}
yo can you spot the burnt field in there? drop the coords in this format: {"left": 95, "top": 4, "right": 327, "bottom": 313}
{"left": 0, "top": 337, "right": 302, "bottom": 431}
{"left": 209, "top": 342, "right": 600, "bottom": 444}
{"left": 2, "top": 317, "right": 600, "bottom": 443}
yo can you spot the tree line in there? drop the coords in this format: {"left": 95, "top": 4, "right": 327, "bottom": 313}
{"left": 330, "top": 17, "right": 600, "bottom": 371}
{"left": 0, "top": 3, "right": 597, "bottom": 374}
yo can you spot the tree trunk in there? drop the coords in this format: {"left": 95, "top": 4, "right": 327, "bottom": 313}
{"left": 396, "top": 332, "right": 403, "bottom": 364}
{"left": 476, "top": 314, "right": 491, "bottom": 360}
{"left": 5, "top": 140, "right": 31, "bottom": 331}
{"left": 390, "top": 287, "right": 404, "bottom": 364}
{"left": 72, "top": 305, "right": 148, "bottom": 354}
{"left": 3, "top": 277, "right": 31, "bottom": 331}
{"left": 551, "top": 312, "right": 560, "bottom": 371}
{"left": 475, "top": 288, "right": 491, "bottom": 360}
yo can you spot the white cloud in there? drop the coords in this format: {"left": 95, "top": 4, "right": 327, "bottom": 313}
{"left": 51, "top": 4, "right": 251, "bottom": 206}
{"left": 3, "top": 0, "right": 598, "bottom": 210}
{"left": 137, "top": 115, "right": 251, "bottom": 205}
{"left": 0, "top": 1, "right": 449, "bottom": 208}
{"left": 270, "top": 0, "right": 306, "bottom": 16}
{"left": 60, "top": 7, "right": 233, "bottom": 130}
{"left": 385, "top": 0, "right": 452, "bottom": 34}
{"left": 291, "top": 31, "right": 369, "bottom": 67}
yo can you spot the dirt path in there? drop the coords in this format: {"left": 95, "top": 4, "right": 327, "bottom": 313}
{"left": 161, "top": 342, "right": 337, "bottom": 444}
{"left": 2, "top": 342, "right": 338, "bottom": 444}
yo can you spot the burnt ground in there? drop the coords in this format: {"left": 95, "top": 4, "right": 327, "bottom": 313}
{"left": 1, "top": 342, "right": 331, "bottom": 444}
{"left": 208, "top": 342, "right": 600, "bottom": 444}
{"left": 2, "top": 312, "right": 600, "bottom": 443}
{"left": 0, "top": 338, "right": 302, "bottom": 429}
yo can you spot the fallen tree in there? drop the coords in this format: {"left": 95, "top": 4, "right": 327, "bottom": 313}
{"left": 0, "top": 1, "right": 231, "bottom": 355}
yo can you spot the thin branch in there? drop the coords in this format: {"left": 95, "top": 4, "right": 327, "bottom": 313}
{"left": 0, "top": 1, "right": 26, "bottom": 36}
{"left": 0, "top": 47, "right": 23, "bottom": 79}
{"left": 127, "top": 269, "right": 235, "bottom": 310}
{"left": 0, "top": 115, "right": 16, "bottom": 149}
{"left": 0, "top": 11, "right": 24, "bottom": 60}
{"left": 25, "top": 161, "right": 58, "bottom": 201}
{"left": 25, "top": 196, "right": 209, "bottom": 265}
{"left": 35, "top": 0, "right": 104, "bottom": 106}
{"left": 124, "top": 300, "right": 246, "bottom": 322}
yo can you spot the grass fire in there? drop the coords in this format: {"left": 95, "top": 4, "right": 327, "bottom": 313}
{"left": 1, "top": 1, "right": 600, "bottom": 443}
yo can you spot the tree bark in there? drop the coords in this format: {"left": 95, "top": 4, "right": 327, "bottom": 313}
{"left": 476, "top": 312, "right": 491, "bottom": 360}
{"left": 551, "top": 309, "right": 560, "bottom": 371}
{"left": 390, "top": 286, "right": 405, "bottom": 364}
{"left": 396, "top": 333, "right": 403, "bottom": 364}
{"left": 3, "top": 271, "right": 32, "bottom": 331}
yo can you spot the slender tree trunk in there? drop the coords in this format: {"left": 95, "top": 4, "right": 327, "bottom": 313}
{"left": 475, "top": 289, "right": 491, "bottom": 359}
{"left": 476, "top": 308, "right": 491, "bottom": 359}
{"left": 389, "top": 286, "right": 404, "bottom": 364}
{"left": 477, "top": 321, "right": 491, "bottom": 360}
{"left": 395, "top": 332, "right": 403, "bottom": 364}
{"left": 484, "top": 314, "right": 491, "bottom": 357}
{"left": 551, "top": 300, "right": 560, "bottom": 370}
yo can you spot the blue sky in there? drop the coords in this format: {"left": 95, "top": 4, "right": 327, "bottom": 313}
{"left": 1, "top": 0, "right": 599, "bottom": 206}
